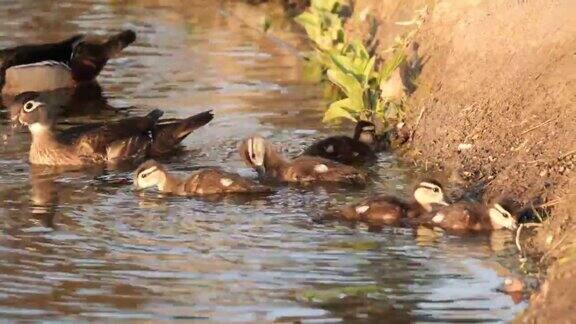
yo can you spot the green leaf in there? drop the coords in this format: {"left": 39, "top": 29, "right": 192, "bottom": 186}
{"left": 323, "top": 98, "right": 357, "bottom": 122}
{"left": 312, "top": 0, "right": 340, "bottom": 12}
{"left": 327, "top": 69, "right": 365, "bottom": 110}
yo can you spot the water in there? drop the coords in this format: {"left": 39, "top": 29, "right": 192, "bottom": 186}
{"left": 0, "top": 0, "right": 526, "bottom": 322}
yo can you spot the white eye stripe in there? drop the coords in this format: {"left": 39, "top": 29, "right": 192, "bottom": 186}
{"left": 140, "top": 166, "right": 158, "bottom": 177}
{"left": 247, "top": 138, "right": 253, "bottom": 159}
{"left": 23, "top": 100, "right": 43, "bottom": 113}
{"left": 493, "top": 203, "right": 511, "bottom": 217}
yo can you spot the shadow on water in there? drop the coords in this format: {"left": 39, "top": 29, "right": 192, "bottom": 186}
{"left": 0, "top": 0, "right": 526, "bottom": 321}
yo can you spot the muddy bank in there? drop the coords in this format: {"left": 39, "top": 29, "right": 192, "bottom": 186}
{"left": 342, "top": 0, "right": 575, "bottom": 321}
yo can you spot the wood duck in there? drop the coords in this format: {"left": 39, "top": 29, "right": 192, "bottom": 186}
{"left": 239, "top": 135, "right": 368, "bottom": 185}
{"left": 331, "top": 180, "right": 449, "bottom": 226}
{"left": 1, "top": 30, "right": 136, "bottom": 95}
{"left": 419, "top": 201, "right": 518, "bottom": 233}
{"left": 15, "top": 92, "right": 213, "bottom": 166}
{"left": 134, "top": 160, "right": 273, "bottom": 196}
{"left": 302, "top": 120, "right": 377, "bottom": 164}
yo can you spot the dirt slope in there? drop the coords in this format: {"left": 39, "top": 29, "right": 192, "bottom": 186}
{"left": 344, "top": 0, "right": 575, "bottom": 321}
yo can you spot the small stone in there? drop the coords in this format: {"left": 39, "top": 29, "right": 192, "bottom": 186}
{"left": 458, "top": 143, "right": 473, "bottom": 152}
{"left": 503, "top": 277, "right": 524, "bottom": 293}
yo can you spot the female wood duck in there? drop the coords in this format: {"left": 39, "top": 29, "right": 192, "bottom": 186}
{"left": 331, "top": 180, "right": 449, "bottom": 226}
{"left": 1, "top": 30, "right": 136, "bottom": 95}
{"left": 303, "top": 120, "right": 377, "bottom": 164}
{"left": 134, "top": 160, "right": 273, "bottom": 196}
{"left": 15, "top": 92, "right": 213, "bottom": 166}
{"left": 419, "top": 201, "right": 518, "bottom": 233}
{"left": 239, "top": 135, "right": 368, "bottom": 185}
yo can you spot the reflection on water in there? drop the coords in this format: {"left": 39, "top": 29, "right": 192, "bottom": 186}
{"left": 0, "top": 0, "right": 525, "bottom": 321}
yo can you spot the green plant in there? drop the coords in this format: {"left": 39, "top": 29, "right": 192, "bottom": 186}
{"left": 323, "top": 41, "right": 379, "bottom": 122}
{"left": 294, "top": 0, "right": 344, "bottom": 51}
{"left": 296, "top": 2, "right": 427, "bottom": 127}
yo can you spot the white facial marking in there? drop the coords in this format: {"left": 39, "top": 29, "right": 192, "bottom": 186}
{"left": 489, "top": 204, "right": 517, "bottom": 230}
{"left": 355, "top": 205, "right": 370, "bottom": 214}
{"left": 23, "top": 100, "right": 43, "bottom": 113}
{"left": 220, "top": 178, "right": 234, "bottom": 187}
{"left": 136, "top": 166, "right": 161, "bottom": 189}
{"left": 432, "top": 213, "right": 445, "bottom": 223}
{"left": 414, "top": 182, "right": 446, "bottom": 210}
{"left": 29, "top": 123, "right": 49, "bottom": 134}
{"left": 314, "top": 164, "right": 329, "bottom": 173}
{"left": 249, "top": 137, "right": 265, "bottom": 166}
{"left": 325, "top": 145, "right": 334, "bottom": 153}
{"left": 362, "top": 126, "right": 375, "bottom": 131}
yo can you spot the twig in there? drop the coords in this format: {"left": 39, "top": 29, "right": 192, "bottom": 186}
{"left": 521, "top": 117, "right": 556, "bottom": 136}
{"left": 515, "top": 223, "right": 544, "bottom": 254}
{"left": 538, "top": 199, "right": 563, "bottom": 208}
{"left": 540, "top": 231, "right": 571, "bottom": 264}
{"left": 410, "top": 104, "right": 428, "bottom": 140}
{"left": 559, "top": 149, "right": 576, "bottom": 159}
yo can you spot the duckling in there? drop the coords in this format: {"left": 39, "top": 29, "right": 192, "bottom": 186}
{"left": 332, "top": 181, "right": 449, "bottom": 226}
{"left": 15, "top": 93, "right": 213, "bottom": 166}
{"left": 239, "top": 135, "right": 367, "bottom": 185}
{"left": 1, "top": 30, "right": 136, "bottom": 95}
{"left": 303, "top": 120, "right": 377, "bottom": 164}
{"left": 420, "top": 201, "right": 518, "bottom": 233}
{"left": 134, "top": 160, "right": 273, "bottom": 196}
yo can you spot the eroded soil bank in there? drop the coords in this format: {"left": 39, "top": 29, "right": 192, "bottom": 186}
{"left": 343, "top": 0, "right": 576, "bottom": 322}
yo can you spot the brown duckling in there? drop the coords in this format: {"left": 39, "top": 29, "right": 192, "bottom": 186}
{"left": 16, "top": 93, "right": 213, "bottom": 166}
{"left": 134, "top": 160, "right": 273, "bottom": 196}
{"left": 420, "top": 201, "right": 518, "bottom": 233}
{"left": 332, "top": 181, "right": 449, "bottom": 226}
{"left": 303, "top": 120, "right": 377, "bottom": 164}
{"left": 239, "top": 135, "right": 367, "bottom": 185}
{"left": 1, "top": 30, "right": 136, "bottom": 95}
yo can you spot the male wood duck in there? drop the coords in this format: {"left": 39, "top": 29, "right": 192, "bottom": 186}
{"left": 134, "top": 160, "right": 273, "bottom": 196}
{"left": 239, "top": 135, "right": 368, "bottom": 185}
{"left": 15, "top": 92, "right": 213, "bottom": 166}
{"left": 330, "top": 180, "right": 449, "bottom": 226}
{"left": 0, "top": 30, "right": 136, "bottom": 95}
{"left": 418, "top": 201, "right": 518, "bottom": 233}
{"left": 303, "top": 120, "right": 377, "bottom": 164}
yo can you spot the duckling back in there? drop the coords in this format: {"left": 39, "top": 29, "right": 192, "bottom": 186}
{"left": 183, "top": 169, "right": 272, "bottom": 196}
{"left": 286, "top": 156, "right": 367, "bottom": 185}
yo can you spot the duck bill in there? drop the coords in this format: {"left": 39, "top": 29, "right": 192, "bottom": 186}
{"left": 255, "top": 165, "right": 266, "bottom": 178}
{"left": 438, "top": 200, "right": 449, "bottom": 206}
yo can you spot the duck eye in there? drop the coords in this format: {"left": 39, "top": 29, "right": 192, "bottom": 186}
{"left": 433, "top": 188, "right": 440, "bottom": 193}
{"left": 23, "top": 101, "right": 36, "bottom": 112}
{"left": 140, "top": 172, "right": 148, "bottom": 179}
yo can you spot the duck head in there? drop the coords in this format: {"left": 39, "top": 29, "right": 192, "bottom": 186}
{"left": 488, "top": 203, "right": 518, "bottom": 230}
{"left": 70, "top": 30, "right": 136, "bottom": 82}
{"left": 354, "top": 120, "right": 376, "bottom": 145}
{"left": 239, "top": 135, "right": 270, "bottom": 177}
{"left": 413, "top": 180, "right": 449, "bottom": 211}
{"left": 15, "top": 92, "right": 58, "bottom": 132}
{"left": 134, "top": 160, "right": 168, "bottom": 191}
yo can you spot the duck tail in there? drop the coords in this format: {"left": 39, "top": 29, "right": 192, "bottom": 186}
{"left": 146, "top": 109, "right": 164, "bottom": 122}
{"left": 149, "top": 110, "right": 213, "bottom": 156}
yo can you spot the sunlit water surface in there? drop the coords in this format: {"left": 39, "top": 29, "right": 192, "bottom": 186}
{"left": 0, "top": 0, "right": 525, "bottom": 322}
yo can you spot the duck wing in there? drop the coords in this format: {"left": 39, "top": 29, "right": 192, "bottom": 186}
{"left": 149, "top": 110, "right": 214, "bottom": 157}
{"left": 303, "top": 136, "right": 374, "bottom": 164}
{"left": 1, "top": 35, "right": 83, "bottom": 88}
{"left": 184, "top": 169, "right": 272, "bottom": 195}
{"left": 289, "top": 156, "right": 367, "bottom": 185}
{"left": 62, "top": 109, "right": 163, "bottom": 156}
